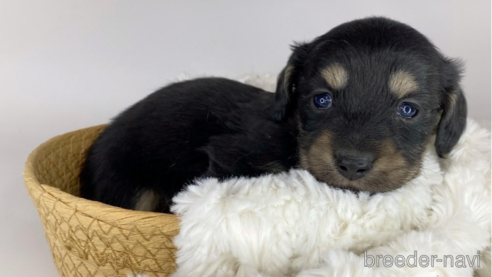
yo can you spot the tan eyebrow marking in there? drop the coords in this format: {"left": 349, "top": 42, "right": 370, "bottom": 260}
{"left": 321, "top": 63, "right": 348, "bottom": 90}
{"left": 388, "top": 70, "right": 419, "bottom": 97}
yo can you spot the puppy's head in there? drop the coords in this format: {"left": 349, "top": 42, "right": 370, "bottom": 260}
{"left": 274, "top": 17, "right": 467, "bottom": 192}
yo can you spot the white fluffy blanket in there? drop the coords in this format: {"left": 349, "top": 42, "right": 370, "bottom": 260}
{"left": 135, "top": 76, "right": 491, "bottom": 277}
{"left": 168, "top": 118, "right": 490, "bottom": 277}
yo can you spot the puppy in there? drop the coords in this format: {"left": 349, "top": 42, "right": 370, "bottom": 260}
{"left": 80, "top": 17, "right": 467, "bottom": 213}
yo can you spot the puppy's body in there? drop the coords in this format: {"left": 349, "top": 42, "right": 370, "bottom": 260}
{"left": 81, "top": 17, "right": 467, "bottom": 212}
{"left": 80, "top": 78, "right": 298, "bottom": 212}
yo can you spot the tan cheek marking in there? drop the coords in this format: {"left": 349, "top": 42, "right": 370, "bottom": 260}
{"left": 388, "top": 70, "right": 419, "bottom": 97}
{"left": 374, "top": 140, "right": 419, "bottom": 183}
{"left": 300, "top": 134, "right": 424, "bottom": 192}
{"left": 299, "top": 132, "right": 332, "bottom": 170}
{"left": 134, "top": 190, "right": 158, "bottom": 211}
{"left": 299, "top": 131, "right": 335, "bottom": 177}
{"left": 300, "top": 131, "right": 358, "bottom": 189}
{"left": 321, "top": 63, "right": 348, "bottom": 90}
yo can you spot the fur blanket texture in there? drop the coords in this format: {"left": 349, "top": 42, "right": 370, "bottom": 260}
{"left": 136, "top": 75, "right": 491, "bottom": 277}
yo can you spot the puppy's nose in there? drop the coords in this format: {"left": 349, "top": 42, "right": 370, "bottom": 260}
{"left": 335, "top": 153, "right": 374, "bottom": 180}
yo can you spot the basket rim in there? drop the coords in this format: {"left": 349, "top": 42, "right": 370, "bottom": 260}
{"left": 23, "top": 124, "right": 180, "bottom": 229}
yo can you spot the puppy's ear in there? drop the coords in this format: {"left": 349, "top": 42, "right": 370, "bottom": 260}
{"left": 272, "top": 42, "right": 309, "bottom": 121}
{"left": 435, "top": 57, "right": 467, "bottom": 158}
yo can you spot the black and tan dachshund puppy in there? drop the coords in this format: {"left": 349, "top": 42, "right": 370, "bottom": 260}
{"left": 80, "top": 17, "right": 467, "bottom": 212}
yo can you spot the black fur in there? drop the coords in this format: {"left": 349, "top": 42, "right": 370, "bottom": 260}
{"left": 80, "top": 78, "right": 299, "bottom": 212}
{"left": 80, "top": 17, "right": 467, "bottom": 212}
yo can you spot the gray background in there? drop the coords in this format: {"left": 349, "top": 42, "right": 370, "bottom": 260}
{"left": 0, "top": 0, "right": 489, "bottom": 275}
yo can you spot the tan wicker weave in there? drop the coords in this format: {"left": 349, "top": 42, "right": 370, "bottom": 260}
{"left": 23, "top": 125, "right": 180, "bottom": 277}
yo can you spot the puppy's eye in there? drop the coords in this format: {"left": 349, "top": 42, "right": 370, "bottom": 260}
{"left": 313, "top": 93, "right": 332, "bottom": 109}
{"left": 397, "top": 102, "right": 418, "bottom": 118}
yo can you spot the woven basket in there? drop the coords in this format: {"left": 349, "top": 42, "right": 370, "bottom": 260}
{"left": 23, "top": 125, "right": 180, "bottom": 277}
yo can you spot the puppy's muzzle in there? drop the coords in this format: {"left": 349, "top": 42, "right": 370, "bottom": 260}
{"left": 335, "top": 150, "right": 374, "bottom": 180}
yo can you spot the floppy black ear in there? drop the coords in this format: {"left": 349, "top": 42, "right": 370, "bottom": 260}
{"left": 435, "top": 57, "right": 467, "bottom": 158}
{"left": 272, "top": 42, "right": 309, "bottom": 121}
